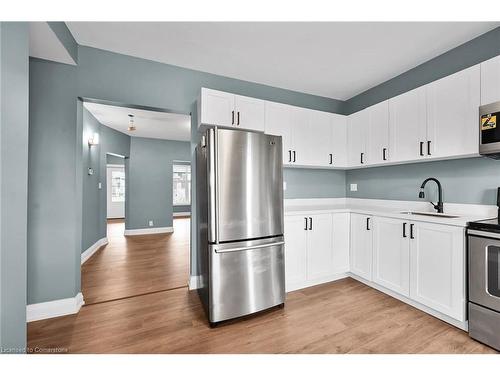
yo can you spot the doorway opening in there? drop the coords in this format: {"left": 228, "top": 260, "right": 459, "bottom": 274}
{"left": 80, "top": 99, "right": 192, "bottom": 305}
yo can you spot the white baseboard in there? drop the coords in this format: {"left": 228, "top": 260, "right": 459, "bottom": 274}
{"left": 286, "top": 272, "right": 349, "bottom": 293}
{"left": 173, "top": 212, "right": 191, "bottom": 217}
{"left": 124, "top": 226, "right": 174, "bottom": 236}
{"left": 188, "top": 275, "right": 202, "bottom": 290}
{"left": 27, "top": 293, "right": 85, "bottom": 322}
{"left": 81, "top": 237, "right": 108, "bottom": 264}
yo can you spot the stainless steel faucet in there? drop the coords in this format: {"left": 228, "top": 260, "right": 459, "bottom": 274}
{"left": 419, "top": 177, "right": 444, "bottom": 213}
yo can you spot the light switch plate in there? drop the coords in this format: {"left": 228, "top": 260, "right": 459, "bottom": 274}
{"left": 283, "top": 181, "right": 287, "bottom": 191}
{"left": 98, "top": 182, "right": 102, "bottom": 189}
{"left": 350, "top": 183, "right": 358, "bottom": 192}
{"left": 148, "top": 220, "right": 154, "bottom": 227}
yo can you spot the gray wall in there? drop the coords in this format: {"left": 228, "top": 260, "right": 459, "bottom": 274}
{"left": 346, "top": 157, "right": 500, "bottom": 206}
{"left": 106, "top": 154, "right": 125, "bottom": 165}
{"left": 81, "top": 107, "right": 130, "bottom": 252}
{"left": 283, "top": 168, "right": 346, "bottom": 199}
{"left": 173, "top": 205, "right": 191, "bottom": 213}
{"left": 127, "top": 138, "right": 190, "bottom": 230}
{"left": 0, "top": 22, "right": 29, "bottom": 351}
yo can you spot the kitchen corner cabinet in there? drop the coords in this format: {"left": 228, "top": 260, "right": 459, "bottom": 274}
{"left": 199, "top": 88, "right": 265, "bottom": 132}
{"left": 350, "top": 213, "right": 373, "bottom": 280}
{"left": 426, "top": 65, "right": 480, "bottom": 158}
{"left": 409, "top": 221, "right": 465, "bottom": 321}
{"left": 481, "top": 54, "right": 500, "bottom": 106}
{"left": 284, "top": 212, "right": 349, "bottom": 292}
{"left": 372, "top": 216, "right": 410, "bottom": 296}
{"left": 368, "top": 100, "right": 390, "bottom": 164}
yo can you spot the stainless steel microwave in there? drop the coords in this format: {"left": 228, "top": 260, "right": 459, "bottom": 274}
{"left": 480, "top": 101, "right": 500, "bottom": 159}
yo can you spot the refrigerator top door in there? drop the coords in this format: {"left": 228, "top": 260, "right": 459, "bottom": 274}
{"left": 215, "top": 128, "right": 283, "bottom": 243}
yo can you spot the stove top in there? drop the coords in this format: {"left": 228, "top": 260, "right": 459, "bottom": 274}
{"left": 468, "top": 217, "right": 500, "bottom": 233}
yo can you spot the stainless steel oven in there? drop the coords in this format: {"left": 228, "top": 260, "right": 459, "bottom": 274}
{"left": 468, "top": 227, "right": 500, "bottom": 351}
{"left": 480, "top": 101, "right": 500, "bottom": 158}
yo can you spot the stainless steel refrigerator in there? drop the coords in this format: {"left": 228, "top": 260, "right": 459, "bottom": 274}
{"left": 196, "top": 127, "right": 285, "bottom": 326}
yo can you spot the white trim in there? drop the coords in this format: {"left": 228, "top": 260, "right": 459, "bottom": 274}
{"left": 173, "top": 211, "right": 191, "bottom": 217}
{"left": 106, "top": 163, "right": 125, "bottom": 168}
{"left": 81, "top": 237, "right": 108, "bottom": 264}
{"left": 348, "top": 273, "right": 468, "bottom": 331}
{"left": 188, "top": 275, "right": 203, "bottom": 290}
{"left": 27, "top": 293, "right": 85, "bottom": 322}
{"left": 124, "top": 226, "right": 174, "bottom": 236}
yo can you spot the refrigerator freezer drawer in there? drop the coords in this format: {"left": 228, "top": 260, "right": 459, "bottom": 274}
{"left": 469, "top": 302, "right": 500, "bottom": 351}
{"left": 209, "top": 238, "right": 285, "bottom": 323}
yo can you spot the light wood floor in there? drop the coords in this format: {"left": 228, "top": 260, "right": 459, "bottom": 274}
{"left": 81, "top": 217, "right": 190, "bottom": 304}
{"left": 28, "top": 277, "right": 496, "bottom": 353}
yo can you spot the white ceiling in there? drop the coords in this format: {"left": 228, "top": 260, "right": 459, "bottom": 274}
{"left": 67, "top": 22, "right": 499, "bottom": 100}
{"left": 29, "top": 22, "right": 76, "bottom": 65}
{"left": 84, "top": 102, "right": 191, "bottom": 141}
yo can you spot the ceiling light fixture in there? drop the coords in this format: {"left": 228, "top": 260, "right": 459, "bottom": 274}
{"left": 128, "top": 114, "right": 136, "bottom": 131}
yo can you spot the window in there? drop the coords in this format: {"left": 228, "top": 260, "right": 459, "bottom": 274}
{"left": 111, "top": 170, "right": 125, "bottom": 202}
{"left": 173, "top": 164, "right": 191, "bottom": 206}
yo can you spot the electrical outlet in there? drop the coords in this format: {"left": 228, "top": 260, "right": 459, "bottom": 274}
{"left": 148, "top": 220, "right": 154, "bottom": 227}
{"left": 98, "top": 182, "right": 102, "bottom": 190}
{"left": 283, "top": 181, "right": 287, "bottom": 191}
{"left": 350, "top": 183, "right": 358, "bottom": 192}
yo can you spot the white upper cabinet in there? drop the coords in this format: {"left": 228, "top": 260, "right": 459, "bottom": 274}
{"left": 372, "top": 216, "right": 410, "bottom": 297}
{"left": 330, "top": 114, "right": 348, "bottom": 168}
{"left": 389, "top": 86, "right": 428, "bottom": 162}
{"left": 409, "top": 222, "right": 465, "bottom": 321}
{"left": 347, "top": 109, "right": 369, "bottom": 167}
{"left": 481, "top": 55, "right": 500, "bottom": 106}
{"left": 426, "top": 65, "right": 480, "bottom": 158}
{"left": 368, "top": 100, "right": 390, "bottom": 164}
{"left": 265, "top": 101, "right": 294, "bottom": 165}
{"left": 305, "top": 109, "right": 334, "bottom": 167}
{"left": 199, "top": 88, "right": 265, "bottom": 132}
{"left": 290, "top": 106, "right": 311, "bottom": 166}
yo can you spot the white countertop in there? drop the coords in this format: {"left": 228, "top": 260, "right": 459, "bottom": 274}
{"left": 284, "top": 198, "right": 497, "bottom": 227}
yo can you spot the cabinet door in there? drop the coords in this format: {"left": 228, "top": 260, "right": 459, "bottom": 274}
{"left": 481, "top": 55, "right": 500, "bottom": 106}
{"left": 284, "top": 215, "right": 308, "bottom": 291}
{"left": 332, "top": 213, "right": 350, "bottom": 274}
{"left": 368, "top": 101, "right": 390, "bottom": 164}
{"left": 347, "top": 109, "right": 369, "bottom": 167}
{"left": 372, "top": 216, "right": 410, "bottom": 296}
{"left": 426, "top": 65, "right": 480, "bottom": 158}
{"left": 305, "top": 110, "right": 333, "bottom": 167}
{"left": 409, "top": 222, "right": 465, "bottom": 321}
{"left": 350, "top": 213, "right": 373, "bottom": 281}
{"left": 331, "top": 114, "right": 348, "bottom": 168}
{"left": 234, "top": 94, "right": 265, "bottom": 132}
{"left": 265, "top": 102, "right": 293, "bottom": 165}
{"left": 389, "top": 86, "right": 427, "bottom": 162}
{"left": 306, "top": 214, "right": 334, "bottom": 280}
{"left": 289, "top": 106, "right": 310, "bottom": 166}
{"left": 200, "top": 88, "right": 235, "bottom": 127}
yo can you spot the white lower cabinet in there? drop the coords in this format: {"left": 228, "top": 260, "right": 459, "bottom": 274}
{"left": 409, "top": 221, "right": 465, "bottom": 321}
{"left": 284, "top": 212, "right": 349, "bottom": 292}
{"left": 350, "top": 213, "right": 373, "bottom": 281}
{"left": 372, "top": 216, "right": 410, "bottom": 296}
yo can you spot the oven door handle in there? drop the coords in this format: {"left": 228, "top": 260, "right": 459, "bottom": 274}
{"left": 468, "top": 229, "right": 500, "bottom": 240}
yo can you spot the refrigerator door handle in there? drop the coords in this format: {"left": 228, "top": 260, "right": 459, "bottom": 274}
{"left": 214, "top": 241, "right": 285, "bottom": 254}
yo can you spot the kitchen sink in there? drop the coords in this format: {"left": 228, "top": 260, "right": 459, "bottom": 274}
{"left": 399, "top": 211, "right": 460, "bottom": 219}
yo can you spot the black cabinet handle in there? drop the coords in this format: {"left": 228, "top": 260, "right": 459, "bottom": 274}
{"left": 410, "top": 223, "right": 414, "bottom": 239}
{"left": 383, "top": 148, "right": 387, "bottom": 161}
{"left": 361, "top": 153, "right": 364, "bottom": 164}
{"left": 293, "top": 150, "right": 296, "bottom": 163}
{"left": 403, "top": 222, "right": 407, "bottom": 238}
{"left": 237, "top": 111, "right": 240, "bottom": 125}
{"left": 427, "top": 140, "right": 431, "bottom": 156}
{"left": 366, "top": 217, "right": 370, "bottom": 230}
{"left": 232, "top": 110, "right": 235, "bottom": 125}
{"left": 304, "top": 217, "right": 308, "bottom": 231}
{"left": 329, "top": 153, "right": 333, "bottom": 165}
{"left": 419, "top": 141, "right": 424, "bottom": 156}
{"left": 288, "top": 150, "right": 292, "bottom": 162}
{"left": 309, "top": 217, "right": 313, "bottom": 231}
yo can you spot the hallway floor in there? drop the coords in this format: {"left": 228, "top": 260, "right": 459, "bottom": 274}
{"left": 27, "top": 278, "right": 495, "bottom": 353}
{"left": 81, "top": 217, "right": 190, "bottom": 304}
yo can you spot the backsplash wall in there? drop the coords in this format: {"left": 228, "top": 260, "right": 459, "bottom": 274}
{"left": 283, "top": 168, "right": 346, "bottom": 199}
{"left": 346, "top": 157, "right": 500, "bottom": 206}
